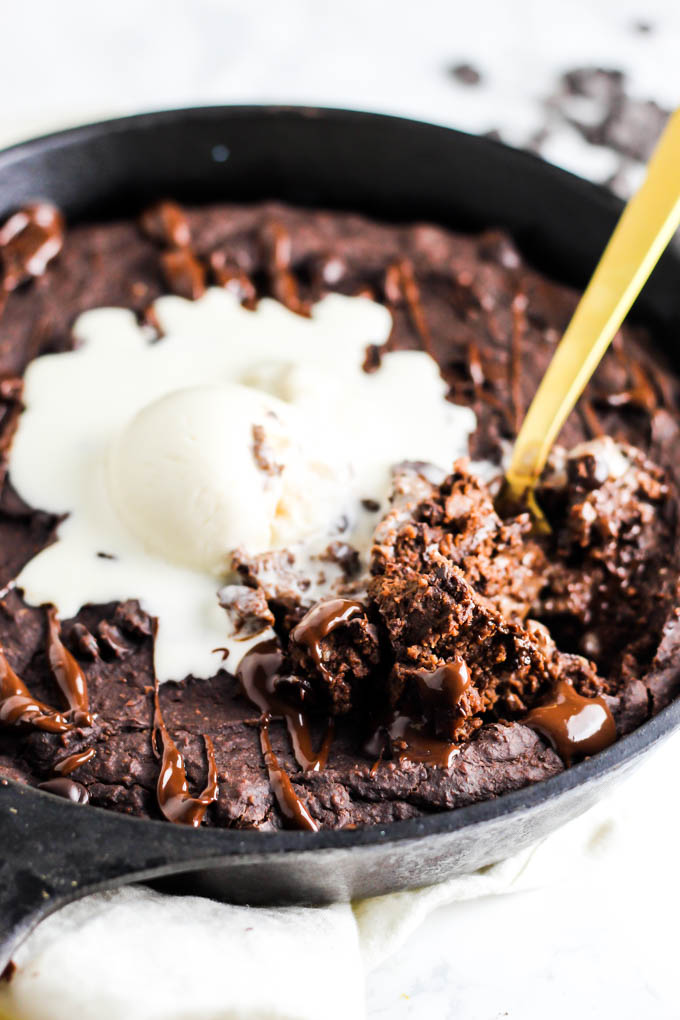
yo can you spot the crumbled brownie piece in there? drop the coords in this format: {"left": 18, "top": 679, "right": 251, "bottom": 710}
{"left": 70, "top": 622, "right": 99, "bottom": 660}
{"left": 113, "top": 599, "right": 154, "bottom": 638}
{"left": 218, "top": 584, "right": 275, "bottom": 639}
{"left": 369, "top": 459, "right": 608, "bottom": 742}
{"left": 372, "top": 460, "right": 546, "bottom": 621}
{"left": 372, "top": 560, "right": 557, "bottom": 740}
{"left": 319, "top": 541, "right": 361, "bottom": 579}
{"left": 96, "top": 620, "right": 129, "bottom": 659}
{"left": 287, "top": 598, "right": 381, "bottom": 714}
{"left": 537, "top": 439, "right": 678, "bottom": 675}
{"left": 251, "top": 423, "right": 283, "bottom": 477}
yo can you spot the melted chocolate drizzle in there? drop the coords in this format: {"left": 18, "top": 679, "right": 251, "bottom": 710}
{"left": 525, "top": 679, "right": 617, "bottom": 765}
{"left": 46, "top": 607, "right": 93, "bottom": 726}
{"left": 366, "top": 709, "right": 459, "bottom": 769}
{"left": 237, "top": 638, "right": 332, "bottom": 772}
{"left": 259, "top": 716, "right": 319, "bottom": 831}
{"left": 160, "top": 248, "right": 206, "bottom": 301}
{"left": 54, "top": 747, "right": 96, "bottom": 776}
{"left": 0, "top": 646, "right": 71, "bottom": 733}
{"left": 413, "top": 658, "right": 472, "bottom": 738}
{"left": 152, "top": 690, "right": 219, "bottom": 827}
{"left": 382, "top": 259, "right": 433, "bottom": 360}
{"left": 139, "top": 200, "right": 191, "bottom": 249}
{"left": 260, "top": 220, "right": 310, "bottom": 316}
{"left": 366, "top": 659, "right": 472, "bottom": 769}
{"left": 237, "top": 638, "right": 333, "bottom": 830}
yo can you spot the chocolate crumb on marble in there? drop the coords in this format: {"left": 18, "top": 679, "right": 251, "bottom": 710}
{"left": 449, "top": 62, "right": 482, "bottom": 86}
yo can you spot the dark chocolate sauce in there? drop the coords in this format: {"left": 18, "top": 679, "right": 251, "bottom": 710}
{"left": 366, "top": 709, "right": 459, "bottom": 768}
{"left": 366, "top": 661, "right": 469, "bottom": 769}
{"left": 152, "top": 692, "right": 218, "bottom": 827}
{"left": 413, "top": 658, "right": 471, "bottom": 735}
{"left": 259, "top": 716, "right": 318, "bottom": 831}
{"left": 237, "top": 638, "right": 332, "bottom": 771}
{"left": 525, "top": 680, "right": 617, "bottom": 765}
{"left": 383, "top": 259, "right": 433, "bottom": 359}
{"left": 0, "top": 202, "right": 64, "bottom": 292}
{"left": 260, "top": 220, "right": 309, "bottom": 316}
{"left": 290, "top": 597, "right": 364, "bottom": 684}
{"left": 0, "top": 646, "right": 71, "bottom": 733}
{"left": 54, "top": 747, "right": 96, "bottom": 776}
{"left": 38, "top": 777, "right": 90, "bottom": 804}
{"left": 46, "top": 607, "right": 93, "bottom": 726}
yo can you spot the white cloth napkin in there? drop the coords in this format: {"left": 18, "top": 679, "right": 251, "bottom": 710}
{"left": 2, "top": 731, "right": 677, "bottom": 1020}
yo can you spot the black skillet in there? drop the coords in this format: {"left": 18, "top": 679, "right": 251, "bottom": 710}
{"left": 1, "top": 106, "right": 680, "bottom": 972}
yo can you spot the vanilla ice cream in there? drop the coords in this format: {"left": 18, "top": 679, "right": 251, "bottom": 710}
{"left": 9, "top": 289, "right": 482, "bottom": 681}
{"left": 108, "top": 382, "right": 348, "bottom": 574}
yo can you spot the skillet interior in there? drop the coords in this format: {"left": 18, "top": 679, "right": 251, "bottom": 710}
{"left": 1, "top": 107, "right": 679, "bottom": 969}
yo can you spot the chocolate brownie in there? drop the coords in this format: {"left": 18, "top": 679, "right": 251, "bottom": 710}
{"left": 0, "top": 198, "right": 679, "bottom": 831}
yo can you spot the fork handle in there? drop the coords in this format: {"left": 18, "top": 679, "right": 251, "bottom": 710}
{"left": 507, "top": 107, "right": 680, "bottom": 493}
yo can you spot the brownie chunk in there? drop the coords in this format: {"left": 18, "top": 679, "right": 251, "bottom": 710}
{"left": 369, "top": 461, "right": 606, "bottom": 743}
{"left": 287, "top": 598, "right": 381, "bottom": 714}
{"left": 538, "top": 439, "right": 678, "bottom": 676}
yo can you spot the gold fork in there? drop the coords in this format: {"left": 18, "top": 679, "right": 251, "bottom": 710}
{"left": 505, "top": 108, "right": 680, "bottom": 513}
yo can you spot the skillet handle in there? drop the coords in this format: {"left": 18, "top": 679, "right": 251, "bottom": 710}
{"left": 0, "top": 780, "right": 213, "bottom": 973}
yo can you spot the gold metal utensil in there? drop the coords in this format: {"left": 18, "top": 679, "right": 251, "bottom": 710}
{"left": 505, "top": 107, "right": 680, "bottom": 508}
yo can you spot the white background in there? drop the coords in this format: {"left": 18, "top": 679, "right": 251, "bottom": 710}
{"left": 1, "top": 2, "right": 680, "bottom": 1017}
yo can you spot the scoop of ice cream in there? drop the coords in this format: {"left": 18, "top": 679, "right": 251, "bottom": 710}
{"left": 108, "top": 383, "right": 347, "bottom": 574}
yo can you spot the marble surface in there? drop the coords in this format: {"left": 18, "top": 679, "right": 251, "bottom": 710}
{"left": 1, "top": 2, "right": 680, "bottom": 1016}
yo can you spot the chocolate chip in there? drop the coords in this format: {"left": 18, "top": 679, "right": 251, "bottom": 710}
{"left": 361, "top": 498, "right": 381, "bottom": 513}
{"left": 139, "top": 200, "right": 191, "bottom": 248}
{"left": 97, "top": 620, "right": 128, "bottom": 658}
{"left": 0, "top": 202, "right": 64, "bottom": 291}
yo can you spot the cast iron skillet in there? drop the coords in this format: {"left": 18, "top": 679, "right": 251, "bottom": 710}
{"left": 1, "top": 106, "right": 680, "bottom": 972}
